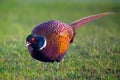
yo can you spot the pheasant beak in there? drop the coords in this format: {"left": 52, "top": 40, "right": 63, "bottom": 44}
{"left": 25, "top": 42, "right": 31, "bottom": 47}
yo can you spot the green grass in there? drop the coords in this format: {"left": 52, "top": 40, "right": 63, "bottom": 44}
{"left": 0, "top": 0, "right": 120, "bottom": 80}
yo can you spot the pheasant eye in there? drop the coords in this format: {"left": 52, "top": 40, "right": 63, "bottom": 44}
{"left": 29, "top": 37, "right": 36, "bottom": 43}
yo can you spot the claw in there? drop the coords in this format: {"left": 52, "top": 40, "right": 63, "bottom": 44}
{"left": 44, "top": 63, "right": 48, "bottom": 70}
{"left": 56, "top": 62, "right": 60, "bottom": 69}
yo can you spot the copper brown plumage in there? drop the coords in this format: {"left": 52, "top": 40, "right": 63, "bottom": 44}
{"left": 26, "top": 12, "right": 114, "bottom": 68}
{"left": 28, "top": 20, "right": 73, "bottom": 62}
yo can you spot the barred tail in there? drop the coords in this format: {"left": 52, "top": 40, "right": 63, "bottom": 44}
{"left": 69, "top": 12, "right": 115, "bottom": 29}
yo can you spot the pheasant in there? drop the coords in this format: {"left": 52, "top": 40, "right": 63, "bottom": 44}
{"left": 26, "top": 12, "right": 114, "bottom": 68}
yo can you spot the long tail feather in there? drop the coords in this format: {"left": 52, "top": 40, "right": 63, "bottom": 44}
{"left": 69, "top": 12, "right": 115, "bottom": 29}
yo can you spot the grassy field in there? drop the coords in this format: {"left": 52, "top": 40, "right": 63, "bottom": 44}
{"left": 0, "top": 0, "right": 120, "bottom": 80}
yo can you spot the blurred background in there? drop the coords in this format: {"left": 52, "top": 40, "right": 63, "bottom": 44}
{"left": 0, "top": 0, "right": 120, "bottom": 80}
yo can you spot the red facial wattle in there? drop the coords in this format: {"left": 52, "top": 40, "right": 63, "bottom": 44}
{"left": 29, "top": 37, "right": 36, "bottom": 43}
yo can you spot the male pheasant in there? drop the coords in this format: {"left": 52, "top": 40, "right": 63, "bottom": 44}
{"left": 26, "top": 12, "right": 114, "bottom": 68}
